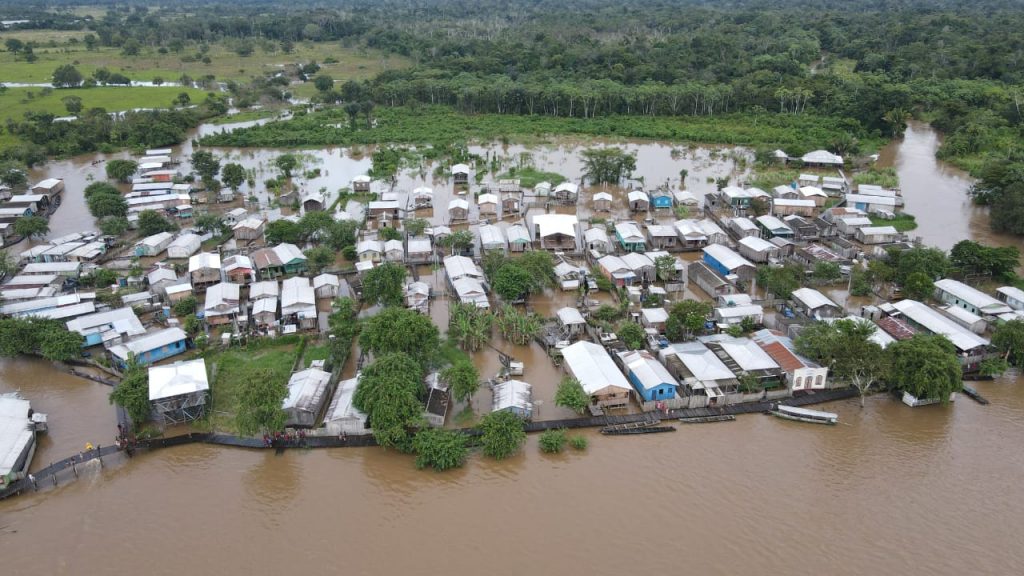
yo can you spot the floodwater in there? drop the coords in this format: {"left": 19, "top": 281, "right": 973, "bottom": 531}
{"left": 4, "top": 122, "right": 1024, "bottom": 575}
{"left": 878, "top": 121, "right": 1024, "bottom": 253}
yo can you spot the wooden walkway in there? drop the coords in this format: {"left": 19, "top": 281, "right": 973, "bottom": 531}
{"left": 0, "top": 388, "right": 857, "bottom": 501}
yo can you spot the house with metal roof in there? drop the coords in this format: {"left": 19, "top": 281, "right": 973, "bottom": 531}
{"left": 252, "top": 297, "right": 278, "bottom": 329}
{"left": 451, "top": 163, "right": 471, "bottom": 185}
{"left": 791, "top": 288, "right": 841, "bottom": 319}
{"left": 702, "top": 244, "right": 755, "bottom": 281}
{"left": 646, "top": 224, "right": 678, "bottom": 251}
{"left": 148, "top": 358, "right": 209, "bottom": 424}
{"left": 443, "top": 255, "right": 484, "bottom": 283}
{"left": 584, "top": 227, "right": 612, "bottom": 254}
{"left": 108, "top": 327, "right": 189, "bottom": 368}
{"left": 553, "top": 182, "right": 579, "bottom": 204}
{"left": 66, "top": 307, "right": 146, "bottom": 347}
{"left": 845, "top": 193, "right": 899, "bottom": 214}
{"left": 491, "top": 379, "right": 533, "bottom": 419}
{"left": 281, "top": 277, "right": 317, "bottom": 330}
{"left": 627, "top": 190, "right": 650, "bottom": 212}
{"left": 423, "top": 371, "right": 451, "bottom": 427}
{"left": 222, "top": 254, "right": 255, "bottom": 285}
{"left": 188, "top": 251, "right": 222, "bottom": 292}
{"left": 650, "top": 189, "right": 674, "bottom": 210}
{"left": 384, "top": 239, "right": 404, "bottom": 262}
{"left": 856, "top": 225, "right": 900, "bottom": 245}
{"left": 801, "top": 150, "right": 844, "bottom": 166}
{"left": 313, "top": 273, "right": 341, "bottom": 299}
{"left": 933, "top": 279, "right": 1012, "bottom": 318}
{"left": 135, "top": 231, "right": 174, "bottom": 257}
{"left": 447, "top": 198, "right": 469, "bottom": 221}
{"left": 352, "top": 174, "right": 371, "bottom": 192}
{"left": 407, "top": 236, "right": 434, "bottom": 262}
{"left": 452, "top": 277, "right": 489, "bottom": 308}
{"left": 556, "top": 307, "right": 586, "bottom": 337}
{"left": 478, "top": 192, "right": 498, "bottom": 216}
{"left": 506, "top": 224, "right": 531, "bottom": 253}
{"left": 751, "top": 329, "right": 829, "bottom": 391}
{"left": 640, "top": 307, "right": 669, "bottom": 333}
{"left": 701, "top": 335, "right": 784, "bottom": 389}
{"left": 737, "top": 236, "right": 779, "bottom": 263}
{"left": 232, "top": 217, "right": 265, "bottom": 242}
{"left": 597, "top": 254, "right": 635, "bottom": 287}
{"left": 283, "top": 368, "right": 332, "bottom": 428}
{"left": 727, "top": 217, "right": 760, "bottom": 239}
{"left": 478, "top": 224, "right": 506, "bottom": 253}
{"left": 204, "top": 282, "right": 241, "bottom": 326}
{"left": 251, "top": 243, "right": 307, "bottom": 278}
{"left": 658, "top": 341, "right": 735, "bottom": 403}
{"left": 614, "top": 221, "right": 646, "bottom": 252}
{"left": 405, "top": 281, "right": 431, "bottom": 313}
{"left": 324, "top": 376, "right": 369, "bottom": 436}
{"left": 618, "top": 349, "right": 678, "bottom": 402}
{"left": 561, "top": 341, "right": 632, "bottom": 408}
{"left": 772, "top": 198, "right": 817, "bottom": 217}
{"left": 755, "top": 215, "right": 794, "bottom": 239}
{"left": 996, "top": 286, "right": 1024, "bottom": 311}
{"left": 593, "top": 191, "right": 613, "bottom": 212}
{"left": 530, "top": 213, "right": 578, "bottom": 250}
{"left": 889, "top": 299, "right": 990, "bottom": 359}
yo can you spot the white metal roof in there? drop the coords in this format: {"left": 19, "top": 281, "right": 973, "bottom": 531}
{"left": 448, "top": 198, "right": 469, "bottom": 211}
{"left": 188, "top": 251, "right": 221, "bottom": 272}
{"left": 647, "top": 224, "right": 676, "bottom": 238}
{"left": 222, "top": 254, "right": 253, "bottom": 273}
{"left": 0, "top": 394, "right": 34, "bottom": 479}
{"left": 801, "top": 150, "right": 844, "bottom": 165}
{"left": 673, "top": 190, "right": 698, "bottom": 205}
{"left": 532, "top": 213, "right": 578, "bottom": 238}
{"left": 281, "top": 277, "right": 315, "bottom": 310}
{"left": 22, "top": 261, "right": 81, "bottom": 274}
{"left": 357, "top": 239, "right": 382, "bottom": 254}
{"left": 857, "top": 184, "right": 898, "bottom": 197}
{"left": 641, "top": 307, "right": 669, "bottom": 323}
{"left": 798, "top": 186, "right": 827, "bottom": 198}
{"left": 451, "top": 163, "right": 470, "bottom": 175}
{"left": 619, "top": 350, "right": 678, "bottom": 392}
{"left": 252, "top": 297, "right": 278, "bottom": 316}
{"left": 703, "top": 244, "right": 753, "bottom": 271}
{"left": 715, "top": 304, "right": 764, "bottom": 319}
{"left": 249, "top": 280, "right": 280, "bottom": 300}
{"left": 352, "top": 174, "right": 371, "bottom": 183}
{"left": 593, "top": 191, "right": 613, "bottom": 202}
{"left": 384, "top": 239, "right": 404, "bottom": 254}
{"left": 34, "top": 177, "right": 63, "bottom": 190}
{"left": 452, "top": 277, "right": 489, "bottom": 308}
{"left": 845, "top": 193, "right": 898, "bottom": 207}
{"left": 627, "top": 190, "right": 649, "bottom": 203}
{"left": 492, "top": 379, "right": 532, "bottom": 413}
{"left": 584, "top": 227, "right": 609, "bottom": 243}
{"left": 755, "top": 215, "right": 793, "bottom": 233}
{"left": 621, "top": 252, "right": 654, "bottom": 272}
{"left": 413, "top": 186, "right": 433, "bottom": 197}
{"left": 506, "top": 224, "right": 530, "bottom": 243}
{"left": 325, "top": 377, "right": 367, "bottom": 424}
{"left": 773, "top": 198, "right": 816, "bottom": 207}
{"left": 858, "top": 225, "right": 899, "bottom": 236}
{"left": 478, "top": 193, "right": 498, "bottom": 205}
{"left": 737, "top": 236, "right": 776, "bottom": 253}
{"left": 148, "top": 358, "right": 209, "bottom": 401}
{"left": 716, "top": 337, "right": 779, "bottom": 371}
{"left": 892, "top": 299, "right": 990, "bottom": 352}
{"left": 561, "top": 341, "right": 631, "bottom": 394}
{"left": 934, "top": 278, "right": 1012, "bottom": 314}
{"left": 791, "top": 287, "right": 838, "bottom": 312}
{"left": 443, "top": 255, "right": 482, "bottom": 281}
{"left": 553, "top": 182, "right": 579, "bottom": 195}
{"left": 165, "top": 282, "right": 192, "bottom": 295}
{"left": 313, "top": 273, "right": 340, "bottom": 289}
{"left": 940, "top": 304, "right": 984, "bottom": 326}
{"left": 478, "top": 224, "right": 506, "bottom": 247}
{"left": 232, "top": 217, "right": 265, "bottom": 230}
{"left": 109, "top": 327, "right": 188, "bottom": 360}
{"left": 997, "top": 286, "right": 1024, "bottom": 305}
{"left": 614, "top": 221, "right": 644, "bottom": 242}
{"left": 598, "top": 254, "right": 630, "bottom": 274}
{"left": 66, "top": 307, "right": 145, "bottom": 336}
{"left": 556, "top": 307, "right": 586, "bottom": 326}
{"left": 205, "top": 282, "right": 240, "bottom": 312}
{"left": 665, "top": 341, "right": 735, "bottom": 381}
{"left": 283, "top": 368, "right": 331, "bottom": 411}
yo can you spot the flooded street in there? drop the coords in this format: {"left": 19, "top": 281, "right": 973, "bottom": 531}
{"left": 3, "top": 122, "right": 1024, "bottom": 575}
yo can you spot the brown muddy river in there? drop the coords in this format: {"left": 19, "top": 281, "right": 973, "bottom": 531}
{"left": 3, "top": 122, "right": 1024, "bottom": 575}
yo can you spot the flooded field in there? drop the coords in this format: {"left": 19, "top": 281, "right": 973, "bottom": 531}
{"left": 4, "top": 121, "right": 1024, "bottom": 575}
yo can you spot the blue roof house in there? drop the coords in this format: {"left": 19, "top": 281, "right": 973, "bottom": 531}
{"left": 702, "top": 244, "right": 756, "bottom": 281}
{"left": 108, "top": 327, "right": 189, "bottom": 369}
{"left": 619, "top": 349, "right": 678, "bottom": 402}
{"left": 651, "top": 189, "right": 674, "bottom": 209}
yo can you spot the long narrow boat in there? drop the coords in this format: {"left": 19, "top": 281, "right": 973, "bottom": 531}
{"left": 769, "top": 405, "right": 838, "bottom": 425}
{"left": 679, "top": 414, "right": 736, "bottom": 424}
{"left": 600, "top": 425, "right": 675, "bottom": 435}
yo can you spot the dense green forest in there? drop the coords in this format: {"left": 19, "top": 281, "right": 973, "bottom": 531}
{"left": 3, "top": 0, "right": 1024, "bottom": 231}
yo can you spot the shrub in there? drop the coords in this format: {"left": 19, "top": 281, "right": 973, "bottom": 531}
{"left": 539, "top": 429, "right": 568, "bottom": 453}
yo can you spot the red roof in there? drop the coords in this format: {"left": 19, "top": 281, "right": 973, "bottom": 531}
{"left": 756, "top": 340, "right": 806, "bottom": 373}
{"left": 876, "top": 316, "right": 916, "bottom": 340}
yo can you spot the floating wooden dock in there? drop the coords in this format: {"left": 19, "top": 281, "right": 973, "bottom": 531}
{"left": 600, "top": 420, "right": 661, "bottom": 434}
{"left": 601, "top": 425, "right": 676, "bottom": 435}
{"left": 679, "top": 414, "right": 735, "bottom": 424}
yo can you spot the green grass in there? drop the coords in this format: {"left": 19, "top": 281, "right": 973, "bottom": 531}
{"left": 303, "top": 343, "right": 331, "bottom": 367}
{"left": 200, "top": 104, "right": 888, "bottom": 152}
{"left": 498, "top": 166, "right": 566, "bottom": 188}
{"left": 852, "top": 167, "right": 900, "bottom": 189}
{"left": 0, "top": 85, "right": 209, "bottom": 122}
{"left": 205, "top": 341, "right": 300, "bottom": 434}
{"left": 210, "top": 108, "right": 278, "bottom": 125}
{"left": 0, "top": 40, "right": 407, "bottom": 85}
{"left": 870, "top": 213, "right": 918, "bottom": 231}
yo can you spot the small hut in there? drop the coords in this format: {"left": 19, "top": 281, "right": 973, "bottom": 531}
{"left": 452, "top": 163, "right": 470, "bottom": 185}
{"left": 593, "top": 191, "right": 613, "bottom": 212}
{"left": 352, "top": 175, "right": 371, "bottom": 193}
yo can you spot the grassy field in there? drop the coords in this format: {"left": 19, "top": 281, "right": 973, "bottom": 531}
{"left": 0, "top": 85, "right": 209, "bottom": 119}
{"left": 0, "top": 39, "right": 408, "bottom": 86}
{"left": 204, "top": 341, "right": 300, "bottom": 434}
{"left": 870, "top": 213, "right": 918, "bottom": 232}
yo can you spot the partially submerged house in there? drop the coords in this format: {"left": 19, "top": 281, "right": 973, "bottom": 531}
{"left": 491, "top": 379, "right": 533, "bottom": 419}
{"left": 66, "top": 307, "right": 146, "bottom": 347}
{"left": 478, "top": 224, "right": 507, "bottom": 253}
{"left": 148, "top": 358, "right": 209, "bottom": 424}
{"left": 556, "top": 307, "right": 587, "bottom": 338}
{"left": 561, "top": 341, "right": 632, "bottom": 408}
{"left": 702, "top": 244, "right": 755, "bottom": 282}
{"left": 598, "top": 255, "right": 635, "bottom": 287}
{"left": 447, "top": 198, "right": 469, "bottom": 221}
{"left": 323, "top": 377, "right": 369, "bottom": 436}
{"left": 737, "top": 236, "right": 779, "bottom": 263}
{"left": 233, "top": 217, "right": 266, "bottom": 242}
{"left": 553, "top": 182, "right": 579, "bottom": 204}
{"left": 614, "top": 221, "right": 646, "bottom": 252}
{"left": 530, "top": 214, "right": 578, "bottom": 251}
{"left": 423, "top": 372, "right": 451, "bottom": 427}
{"left": 856, "top": 225, "right": 900, "bottom": 245}
{"left": 283, "top": 368, "right": 332, "bottom": 428}
{"left": 618, "top": 349, "right": 678, "bottom": 403}
{"left": 477, "top": 193, "right": 498, "bottom": 216}
{"left": 752, "top": 329, "right": 829, "bottom": 391}
{"left": 584, "top": 227, "right": 612, "bottom": 254}
{"left": 688, "top": 261, "right": 735, "bottom": 298}
{"left": 451, "top": 163, "right": 471, "bottom": 185}
{"left": 506, "top": 224, "right": 531, "bottom": 253}
{"left": 352, "top": 175, "right": 371, "bottom": 193}
{"left": 405, "top": 281, "right": 430, "bottom": 313}
{"left": 646, "top": 224, "right": 678, "bottom": 251}
{"left": 934, "top": 279, "right": 1013, "bottom": 318}
{"left": 627, "top": 190, "right": 650, "bottom": 212}
{"left": 790, "top": 288, "right": 841, "bottom": 319}
{"left": 801, "top": 150, "right": 844, "bottom": 167}
{"left": 593, "top": 191, "right": 613, "bottom": 212}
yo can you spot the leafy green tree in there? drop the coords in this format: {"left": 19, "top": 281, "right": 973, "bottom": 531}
{"left": 191, "top": 150, "right": 221, "bottom": 184}
{"left": 413, "top": 428, "right": 469, "bottom": 471}
{"left": 795, "top": 319, "right": 889, "bottom": 406}
{"left": 404, "top": 217, "right": 429, "bottom": 237}
{"left": 98, "top": 216, "right": 128, "bottom": 237}
{"left": 0, "top": 161, "right": 27, "bottom": 189}
{"left": 492, "top": 262, "right": 532, "bottom": 301}
{"left": 13, "top": 215, "right": 49, "bottom": 239}
{"left": 495, "top": 304, "right": 542, "bottom": 345}
{"left": 757, "top": 265, "right": 803, "bottom": 299}
{"left": 85, "top": 181, "right": 118, "bottom": 198}
{"left": 221, "top": 163, "right": 245, "bottom": 191}
{"left": 361, "top": 261, "right": 406, "bottom": 307}
{"left": 581, "top": 147, "right": 636, "bottom": 184}
{"left": 813, "top": 261, "right": 841, "bottom": 282}
{"left": 360, "top": 307, "right": 439, "bottom": 368}
{"left": 354, "top": 352, "right": 424, "bottom": 449}
{"left": 477, "top": 410, "right": 526, "bottom": 460}
{"left": 886, "top": 335, "right": 962, "bottom": 403}
{"left": 106, "top": 159, "right": 138, "bottom": 183}
{"left": 85, "top": 268, "right": 118, "bottom": 288}
{"left": 87, "top": 191, "right": 128, "bottom": 218}
{"left": 439, "top": 230, "right": 474, "bottom": 254}
{"left": 0, "top": 249, "right": 12, "bottom": 279}
{"left": 275, "top": 154, "right": 298, "bottom": 178}
{"left": 517, "top": 250, "right": 557, "bottom": 291}
{"left": 654, "top": 254, "right": 677, "bottom": 281}
{"left": 665, "top": 299, "right": 712, "bottom": 341}
{"left": 554, "top": 377, "right": 589, "bottom": 414}
{"left": 264, "top": 220, "right": 303, "bottom": 244}
{"left": 137, "top": 210, "right": 177, "bottom": 236}
{"left": 194, "top": 213, "right": 225, "bottom": 235}
{"left": 298, "top": 210, "right": 335, "bottom": 241}
{"left": 236, "top": 368, "right": 289, "bottom": 436}
{"left": 539, "top": 429, "right": 568, "bottom": 453}
{"left": 618, "top": 322, "right": 645, "bottom": 350}
{"left": 902, "top": 271, "right": 935, "bottom": 301}
{"left": 442, "top": 361, "right": 479, "bottom": 403}
{"left": 380, "top": 226, "right": 402, "bottom": 241}
{"left": 183, "top": 314, "right": 202, "bottom": 336}
{"left": 949, "top": 240, "right": 1019, "bottom": 280}
{"left": 52, "top": 64, "right": 83, "bottom": 88}
{"left": 326, "top": 220, "right": 359, "bottom": 250}
{"left": 990, "top": 183, "right": 1024, "bottom": 236}
{"left": 304, "top": 246, "right": 335, "bottom": 274}
{"left": 890, "top": 246, "right": 949, "bottom": 284}
{"left": 110, "top": 360, "right": 151, "bottom": 425}
{"left": 992, "top": 319, "right": 1024, "bottom": 365}
{"left": 62, "top": 95, "right": 83, "bottom": 116}
{"left": 172, "top": 296, "right": 197, "bottom": 316}
{"left": 314, "top": 75, "right": 334, "bottom": 92}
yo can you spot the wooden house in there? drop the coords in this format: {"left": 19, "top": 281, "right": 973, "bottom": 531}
{"left": 561, "top": 341, "right": 632, "bottom": 408}
{"left": 203, "top": 282, "right": 241, "bottom": 326}
{"left": 478, "top": 224, "right": 506, "bottom": 253}
{"left": 856, "top": 226, "right": 900, "bottom": 245}
{"left": 501, "top": 192, "right": 522, "bottom": 216}
{"left": 553, "top": 182, "right": 579, "bottom": 204}
{"left": 651, "top": 189, "right": 673, "bottom": 210}
{"left": 584, "top": 227, "right": 612, "bottom": 254}
{"left": 702, "top": 244, "right": 755, "bottom": 282}
{"left": 135, "top": 232, "right": 174, "bottom": 257}
{"left": 737, "top": 236, "right": 779, "bottom": 263}
{"left": 188, "top": 252, "right": 222, "bottom": 292}
{"left": 727, "top": 217, "right": 760, "bottom": 239}
{"left": 412, "top": 187, "right": 433, "bottom": 209}
{"left": 407, "top": 237, "right": 433, "bottom": 263}
{"left": 250, "top": 243, "right": 308, "bottom": 279}
{"left": 614, "top": 221, "right": 646, "bottom": 252}
{"left": 448, "top": 198, "right": 469, "bottom": 221}
{"left": 302, "top": 192, "right": 325, "bottom": 213}
{"left": 313, "top": 274, "right": 341, "bottom": 299}
{"left": 801, "top": 150, "right": 844, "bottom": 167}
{"left": 352, "top": 175, "right": 371, "bottom": 193}
{"left": 451, "top": 164, "right": 470, "bottom": 186}
{"left": 405, "top": 281, "right": 430, "bottom": 313}
{"left": 506, "top": 224, "right": 530, "bottom": 253}
{"left": 384, "top": 239, "right": 405, "bottom": 262}
{"left": 221, "top": 254, "right": 254, "bottom": 285}
{"left": 798, "top": 186, "right": 828, "bottom": 206}
{"left": 646, "top": 224, "right": 677, "bottom": 251}
{"left": 252, "top": 297, "right": 278, "bottom": 329}
{"left": 357, "top": 240, "right": 384, "bottom": 263}
{"left": 556, "top": 307, "right": 587, "bottom": 338}
{"left": 772, "top": 198, "right": 817, "bottom": 217}
{"left": 593, "top": 191, "right": 613, "bottom": 212}
{"left": 628, "top": 190, "right": 650, "bottom": 213}
{"left": 233, "top": 217, "right": 266, "bottom": 242}
{"left": 530, "top": 214, "right": 578, "bottom": 251}
{"left": 478, "top": 193, "right": 498, "bottom": 216}
{"left": 791, "top": 288, "right": 841, "bottom": 319}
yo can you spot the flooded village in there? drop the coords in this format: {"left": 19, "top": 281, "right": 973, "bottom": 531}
{"left": 2, "top": 120, "right": 1024, "bottom": 575}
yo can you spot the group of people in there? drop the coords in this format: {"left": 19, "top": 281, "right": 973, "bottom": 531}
{"left": 262, "top": 429, "right": 307, "bottom": 448}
